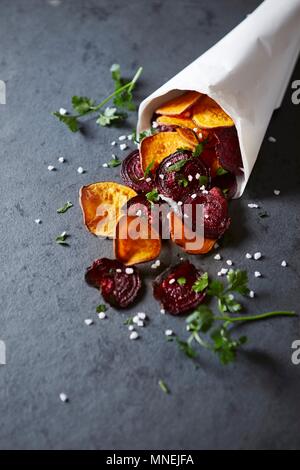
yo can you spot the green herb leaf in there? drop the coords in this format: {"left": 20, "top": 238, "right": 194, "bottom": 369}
{"left": 123, "top": 317, "right": 134, "bottom": 326}
{"left": 72, "top": 96, "right": 95, "bottom": 115}
{"left": 186, "top": 305, "right": 215, "bottom": 333}
{"left": 107, "top": 156, "right": 122, "bottom": 168}
{"left": 192, "top": 272, "right": 209, "bottom": 292}
{"left": 52, "top": 112, "right": 79, "bottom": 132}
{"left": 177, "top": 277, "right": 187, "bottom": 286}
{"left": 199, "top": 175, "right": 208, "bottom": 186}
{"left": 216, "top": 167, "right": 229, "bottom": 176}
{"left": 55, "top": 232, "right": 69, "bottom": 246}
{"left": 192, "top": 143, "right": 204, "bottom": 157}
{"left": 133, "top": 127, "right": 155, "bottom": 144}
{"left": 96, "top": 304, "right": 107, "bottom": 313}
{"left": 158, "top": 379, "right": 170, "bottom": 394}
{"left": 110, "top": 63, "right": 122, "bottom": 89}
{"left": 207, "top": 279, "right": 224, "bottom": 297}
{"left": 178, "top": 176, "right": 188, "bottom": 188}
{"left": 96, "top": 107, "right": 127, "bottom": 127}
{"left": 146, "top": 188, "right": 159, "bottom": 203}
{"left": 57, "top": 201, "right": 73, "bottom": 214}
{"left": 144, "top": 160, "right": 155, "bottom": 178}
{"left": 258, "top": 210, "right": 269, "bottom": 218}
{"left": 226, "top": 269, "right": 249, "bottom": 296}
{"left": 176, "top": 339, "right": 197, "bottom": 359}
{"left": 167, "top": 159, "right": 189, "bottom": 172}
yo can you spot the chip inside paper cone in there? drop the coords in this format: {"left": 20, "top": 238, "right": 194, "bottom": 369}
{"left": 156, "top": 91, "right": 201, "bottom": 116}
{"left": 175, "top": 127, "right": 199, "bottom": 147}
{"left": 156, "top": 115, "right": 197, "bottom": 129}
{"left": 169, "top": 212, "right": 216, "bottom": 254}
{"left": 79, "top": 182, "right": 137, "bottom": 238}
{"left": 140, "top": 132, "right": 195, "bottom": 172}
{"left": 114, "top": 215, "right": 161, "bottom": 265}
{"left": 192, "top": 95, "right": 234, "bottom": 128}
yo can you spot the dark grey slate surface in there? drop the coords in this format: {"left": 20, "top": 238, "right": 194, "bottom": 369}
{"left": 0, "top": 0, "right": 299, "bottom": 450}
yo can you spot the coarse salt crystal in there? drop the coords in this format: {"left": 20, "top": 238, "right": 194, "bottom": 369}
{"left": 111, "top": 141, "right": 116, "bottom": 146}
{"left": 254, "top": 271, "right": 262, "bottom": 278}
{"left": 188, "top": 175, "right": 193, "bottom": 182}
{"left": 249, "top": 290, "right": 255, "bottom": 298}
{"left": 195, "top": 173, "right": 200, "bottom": 180}
{"left": 59, "top": 393, "right": 68, "bottom": 402}
{"left": 248, "top": 203, "right": 259, "bottom": 209}
{"left": 125, "top": 267, "right": 134, "bottom": 274}
{"left": 274, "top": 189, "right": 280, "bottom": 196}
{"left": 254, "top": 252, "right": 262, "bottom": 260}
{"left": 169, "top": 278, "right": 175, "bottom": 284}
{"left": 47, "top": 165, "right": 55, "bottom": 171}
{"left": 127, "top": 134, "right": 133, "bottom": 140}
{"left": 84, "top": 319, "right": 93, "bottom": 326}
{"left": 59, "top": 108, "right": 67, "bottom": 115}
{"left": 128, "top": 325, "right": 134, "bottom": 331}
{"left": 226, "top": 260, "right": 233, "bottom": 266}
{"left": 246, "top": 253, "right": 252, "bottom": 259}
{"left": 281, "top": 260, "right": 287, "bottom": 267}
{"left": 137, "top": 320, "right": 144, "bottom": 327}
{"left": 58, "top": 157, "right": 65, "bottom": 163}
{"left": 130, "top": 331, "right": 139, "bottom": 340}
{"left": 137, "top": 312, "right": 146, "bottom": 320}
{"left": 165, "top": 329, "right": 173, "bottom": 336}
{"left": 77, "top": 167, "right": 84, "bottom": 174}
{"left": 133, "top": 315, "right": 139, "bottom": 324}
{"left": 152, "top": 121, "right": 158, "bottom": 128}
{"left": 136, "top": 209, "right": 142, "bottom": 216}
{"left": 268, "top": 136, "right": 276, "bottom": 143}
{"left": 177, "top": 201, "right": 183, "bottom": 206}
{"left": 120, "top": 143, "right": 127, "bottom": 151}
{"left": 116, "top": 268, "right": 122, "bottom": 273}
{"left": 98, "top": 312, "right": 106, "bottom": 320}
{"left": 160, "top": 308, "right": 165, "bottom": 315}
{"left": 102, "top": 163, "right": 108, "bottom": 168}
{"left": 159, "top": 174, "right": 164, "bottom": 180}
{"left": 220, "top": 268, "right": 228, "bottom": 275}
{"left": 214, "top": 254, "right": 221, "bottom": 260}
{"left": 118, "top": 135, "right": 126, "bottom": 141}
{"left": 145, "top": 177, "right": 152, "bottom": 183}
{"left": 35, "top": 219, "right": 41, "bottom": 224}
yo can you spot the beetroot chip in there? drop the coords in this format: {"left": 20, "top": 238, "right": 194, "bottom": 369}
{"left": 122, "top": 194, "right": 162, "bottom": 229}
{"left": 214, "top": 127, "right": 243, "bottom": 175}
{"left": 153, "top": 260, "right": 206, "bottom": 315}
{"left": 155, "top": 150, "right": 209, "bottom": 201}
{"left": 121, "top": 150, "right": 154, "bottom": 193}
{"left": 85, "top": 258, "right": 142, "bottom": 308}
{"left": 182, "top": 187, "right": 231, "bottom": 239}
{"left": 211, "top": 172, "right": 237, "bottom": 199}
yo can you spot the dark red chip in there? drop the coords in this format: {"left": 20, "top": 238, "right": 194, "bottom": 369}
{"left": 153, "top": 260, "right": 206, "bottom": 315}
{"left": 156, "top": 124, "right": 178, "bottom": 133}
{"left": 211, "top": 172, "right": 237, "bottom": 199}
{"left": 155, "top": 150, "right": 210, "bottom": 201}
{"left": 214, "top": 127, "right": 243, "bottom": 175}
{"left": 120, "top": 149, "right": 154, "bottom": 193}
{"left": 182, "top": 187, "right": 231, "bottom": 239}
{"left": 85, "top": 258, "right": 142, "bottom": 308}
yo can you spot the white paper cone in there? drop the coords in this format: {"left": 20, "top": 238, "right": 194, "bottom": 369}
{"left": 137, "top": 0, "right": 300, "bottom": 197}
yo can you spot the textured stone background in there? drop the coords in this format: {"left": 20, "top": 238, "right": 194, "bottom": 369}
{"left": 0, "top": 0, "right": 299, "bottom": 450}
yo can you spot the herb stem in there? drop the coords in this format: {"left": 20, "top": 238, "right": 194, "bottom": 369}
{"left": 215, "top": 311, "right": 296, "bottom": 323}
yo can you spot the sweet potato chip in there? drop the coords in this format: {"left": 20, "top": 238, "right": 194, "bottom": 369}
{"left": 140, "top": 132, "right": 194, "bottom": 172}
{"left": 156, "top": 91, "right": 202, "bottom": 116}
{"left": 114, "top": 215, "right": 161, "bottom": 265}
{"left": 156, "top": 115, "right": 196, "bottom": 129}
{"left": 192, "top": 95, "right": 234, "bottom": 128}
{"left": 175, "top": 127, "right": 199, "bottom": 147}
{"left": 170, "top": 212, "right": 216, "bottom": 254}
{"left": 79, "top": 182, "right": 137, "bottom": 238}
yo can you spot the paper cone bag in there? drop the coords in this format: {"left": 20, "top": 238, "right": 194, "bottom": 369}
{"left": 137, "top": 0, "right": 300, "bottom": 197}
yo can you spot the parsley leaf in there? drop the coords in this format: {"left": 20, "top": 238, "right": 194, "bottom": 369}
{"left": 226, "top": 269, "right": 249, "bottom": 296}
{"left": 72, "top": 96, "right": 95, "bottom": 115}
{"left": 177, "top": 277, "right": 187, "bottom": 286}
{"left": 123, "top": 317, "right": 134, "bottom": 326}
{"left": 106, "top": 156, "right": 122, "bottom": 168}
{"left": 158, "top": 380, "right": 170, "bottom": 394}
{"left": 52, "top": 112, "right": 79, "bottom": 132}
{"left": 216, "top": 166, "right": 228, "bottom": 176}
{"left": 96, "top": 304, "right": 107, "bottom": 313}
{"left": 144, "top": 160, "right": 155, "bottom": 178}
{"left": 192, "top": 143, "right": 204, "bottom": 157}
{"left": 96, "top": 107, "right": 127, "bottom": 127}
{"left": 178, "top": 176, "right": 188, "bottom": 188}
{"left": 55, "top": 232, "right": 69, "bottom": 246}
{"left": 199, "top": 175, "right": 208, "bottom": 187}
{"left": 176, "top": 339, "right": 198, "bottom": 359}
{"left": 146, "top": 188, "right": 159, "bottom": 203}
{"left": 57, "top": 201, "right": 73, "bottom": 214}
{"left": 192, "top": 272, "right": 209, "bottom": 292}
{"left": 167, "top": 159, "right": 189, "bottom": 172}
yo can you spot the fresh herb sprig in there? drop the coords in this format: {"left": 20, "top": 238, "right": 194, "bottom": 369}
{"left": 177, "top": 269, "right": 296, "bottom": 365}
{"left": 53, "top": 65, "right": 143, "bottom": 132}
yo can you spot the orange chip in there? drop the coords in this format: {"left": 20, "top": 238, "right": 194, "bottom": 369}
{"left": 170, "top": 212, "right": 216, "bottom": 254}
{"left": 79, "top": 182, "right": 137, "bottom": 238}
{"left": 156, "top": 115, "right": 197, "bottom": 130}
{"left": 175, "top": 127, "right": 199, "bottom": 147}
{"left": 192, "top": 95, "right": 234, "bottom": 128}
{"left": 140, "top": 132, "right": 195, "bottom": 173}
{"left": 114, "top": 215, "right": 161, "bottom": 265}
{"left": 156, "top": 91, "right": 202, "bottom": 116}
